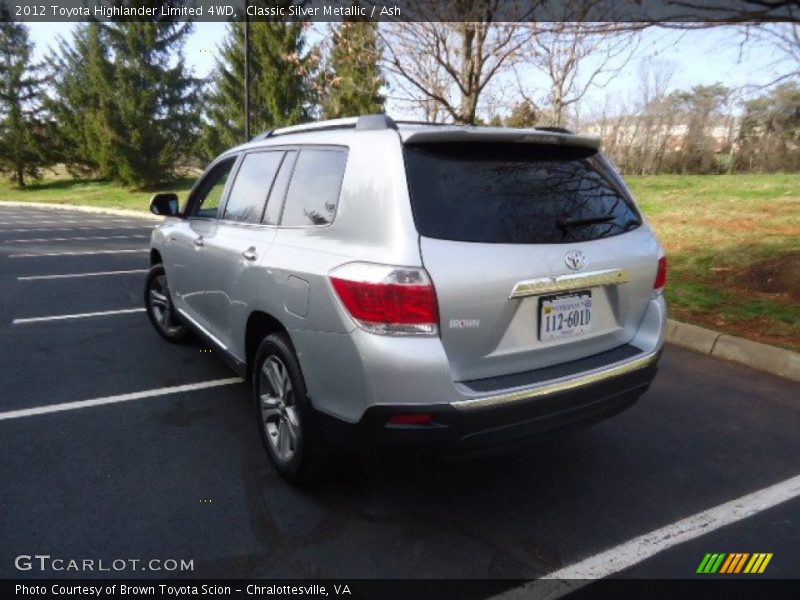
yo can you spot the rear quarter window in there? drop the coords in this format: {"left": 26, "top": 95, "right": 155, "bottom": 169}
{"left": 280, "top": 148, "right": 348, "bottom": 227}
{"left": 404, "top": 142, "right": 642, "bottom": 244}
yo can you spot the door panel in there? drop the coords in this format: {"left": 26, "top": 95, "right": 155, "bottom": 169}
{"left": 168, "top": 157, "right": 237, "bottom": 325}
{"left": 198, "top": 224, "right": 276, "bottom": 356}
{"left": 176, "top": 218, "right": 222, "bottom": 329}
{"left": 193, "top": 150, "right": 290, "bottom": 355}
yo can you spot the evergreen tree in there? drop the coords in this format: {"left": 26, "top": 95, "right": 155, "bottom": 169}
{"left": 201, "top": 19, "right": 315, "bottom": 160}
{"left": 83, "top": 22, "right": 119, "bottom": 181}
{"left": 504, "top": 100, "right": 538, "bottom": 128}
{"left": 47, "top": 23, "right": 109, "bottom": 178}
{"left": 321, "top": 18, "right": 385, "bottom": 119}
{"left": 0, "top": 19, "right": 51, "bottom": 187}
{"left": 737, "top": 83, "right": 800, "bottom": 172}
{"left": 97, "top": 16, "right": 200, "bottom": 188}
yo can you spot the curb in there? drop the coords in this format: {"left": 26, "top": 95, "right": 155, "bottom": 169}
{"left": 0, "top": 200, "right": 161, "bottom": 221}
{"left": 666, "top": 319, "right": 800, "bottom": 382}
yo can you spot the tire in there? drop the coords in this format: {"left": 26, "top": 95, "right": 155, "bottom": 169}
{"left": 144, "top": 264, "right": 190, "bottom": 344}
{"left": 253, "top": 332, "right": 324, "bottom": 484}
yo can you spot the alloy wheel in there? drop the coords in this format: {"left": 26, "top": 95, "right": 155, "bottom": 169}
{"left": 259, "top": 355, "right": 301, "bottom": 463}
{"left": 148, "top": 274, "right": 182, "bottom": 336}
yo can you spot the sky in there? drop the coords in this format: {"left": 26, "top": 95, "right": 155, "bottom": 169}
{"left": 28, "top": 21, "right": 793, "bottom": 120}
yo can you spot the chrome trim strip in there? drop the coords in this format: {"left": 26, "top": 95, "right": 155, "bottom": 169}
{"left": 450, "top": 350, "right": 659, "bottom": 411}
{"left": 176, "top": 308, "right": 231, "bottom": 353}
{"left": 509, "top": 268, "right": 629, "bottom": 299}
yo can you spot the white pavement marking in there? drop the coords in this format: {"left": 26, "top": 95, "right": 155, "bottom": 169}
{"left": 18, "top": 269, "right": 148, "bottom": 281}
{"left": 0, "top": 201, "right": 160, "bottom": 221}
{"left": 0, "top": 225, "right": 151, "bottom": 233}
{"left": 0, "top": 220, "right": 112, "bottom": 225}
{"left": 9, "top": 249, "right": 147, "bottom": 258}
{"left": 493, "top": 473, "right": 800, "bottom": 600}
{"left": 0, "top": 378, "right": 244, "bottom": 421}
{"left": 12, "top": 308, "right": 145, "bottom": 324}
{"left": 5, "top": 234, "right": 149, "bottom": 243}
{"left": 0, "top": 220, "right": 146, "bottom": 227}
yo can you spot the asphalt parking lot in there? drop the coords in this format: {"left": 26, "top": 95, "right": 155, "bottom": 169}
{"left": 1, "top": 204, "right": 798, "bottom": 586}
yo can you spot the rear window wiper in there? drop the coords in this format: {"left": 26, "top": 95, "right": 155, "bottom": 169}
{"left": 556, "top": 214, "right": 617, "bottom": 231}
{"left": 621, "top": 218, "right": 641, "bottom": 231}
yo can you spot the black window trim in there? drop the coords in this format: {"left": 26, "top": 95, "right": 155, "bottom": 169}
{"left": 269, "top": 150, "right": 299, "bottom": 227}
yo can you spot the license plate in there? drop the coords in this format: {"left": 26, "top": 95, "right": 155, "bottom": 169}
{"left": 539, "top": 291, "right": 592, "bottom": 341}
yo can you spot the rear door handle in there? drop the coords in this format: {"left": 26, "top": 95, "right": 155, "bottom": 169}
{"left": 242, "top": 247, "right": 258, "bottom": 261}
{"left": 194, "top": 236, "right": 205, "bottom": 247}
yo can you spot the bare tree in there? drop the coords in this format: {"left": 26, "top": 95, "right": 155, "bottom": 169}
{"left": 666, "top": 0, "right": 799, "bottom": 23}
{"left": 654, "top": 1, "right": 798, "bottom": 87}
{"left": 380, "top": 1, "right": 533, "bottom": 123}
{"left": 516, "top": 21, "right": 643, "bottom": 128}
{"left": 588, "top": 58, "right": 680, "bottom": 174}
{"left": 737, "top": 22, "right": 800, "bottom": 87}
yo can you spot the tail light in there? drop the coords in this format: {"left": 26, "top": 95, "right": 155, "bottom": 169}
{"left": 330, "top": 262, "right": 439, "bottom": 336}
{"left": 654, "top": 255, "right": 667, "bottom": 291}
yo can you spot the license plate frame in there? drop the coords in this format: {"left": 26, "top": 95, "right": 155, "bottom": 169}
{"left": 538, "top": 290, "right": 593, "bottom": 341}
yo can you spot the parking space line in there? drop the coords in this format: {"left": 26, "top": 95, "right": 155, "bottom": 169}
{"left": 18, "top": 269, "right": 149, "bottom": 281}
{"left": 0, "top": 220, "right": 134, "bottom": 225}
{"left": 12, "top": 308, "right": 145, "bottom": 324}
{"left": 9, "top": 249, "right": 148, "bottom": 258}
{"left": 5, "top": 235, "right": 149, "bottom": 243}
{"left": 0, "top": 378, "right": 244, "bottom": 421}
{"left": 496, "top": 474, "right": 800, "bottom": 599}
{"left": 0, "top": 226, "right": 152, "bottom": 233}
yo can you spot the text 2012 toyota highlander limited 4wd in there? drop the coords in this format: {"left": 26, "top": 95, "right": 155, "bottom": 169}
{"left": 145, "top": 115, "right": 667, "bottom": 482}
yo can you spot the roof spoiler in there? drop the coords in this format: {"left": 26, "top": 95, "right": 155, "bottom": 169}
{"left": 401, "top": 128, "right": 601, "bottom": 150}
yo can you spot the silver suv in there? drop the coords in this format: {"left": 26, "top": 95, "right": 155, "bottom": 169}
{"left": 146, "top": 115, "right": 667, "bottom": 482}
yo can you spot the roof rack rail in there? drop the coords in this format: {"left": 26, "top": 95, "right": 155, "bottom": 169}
{"left": 254, "top": 114, "right": 397, "bottom": 140}
{"left": 535, "top": 126, "right": 574, "bottom": 134}
{"left": 356, "top": 114, "right": 397, "bottom": 130}
{"left": 394, "top": 119, "right": 453, "bottom": 127}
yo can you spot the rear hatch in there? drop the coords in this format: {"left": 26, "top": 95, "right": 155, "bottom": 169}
{"left": 401, "top": 128, "right": 661, "bottom": 383}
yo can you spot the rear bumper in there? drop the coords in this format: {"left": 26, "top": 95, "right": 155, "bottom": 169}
{"left": 315, "top": 348, "right": 660, "bottom": 456}
{"left": 294, "top": 295, "right": 667, "bottom": 425}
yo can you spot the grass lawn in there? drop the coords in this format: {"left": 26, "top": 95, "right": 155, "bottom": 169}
{"left": 628, "top": 174, "right": 800, "bottom": 352}
{"left": 0, "top": 175, "right": 195, "bottom": 212}
{"left": 2, "top": 172, "right": 799, "bottom": 351}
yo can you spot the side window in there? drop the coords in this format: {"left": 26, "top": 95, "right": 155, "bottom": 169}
{"left": 187, "top": 158, "right": 236, "bottom": 218}
{"left": 280, "top": 148, "right": 348, "bottom": 227}
{"left": 223, "top": 151, "right": 284, "bottom": 223}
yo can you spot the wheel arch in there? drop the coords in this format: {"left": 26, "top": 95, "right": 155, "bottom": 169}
{"left": 245, "top": 311, "right": 290, "bottom": 380}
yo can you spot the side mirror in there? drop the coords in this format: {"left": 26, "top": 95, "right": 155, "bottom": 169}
{"left": 149, "top": 193, "right": 180, "bottom": 217}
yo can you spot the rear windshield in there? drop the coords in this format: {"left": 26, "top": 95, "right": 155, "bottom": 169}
{"left": 404, "top": 142, "right": 641, "bottom": 244}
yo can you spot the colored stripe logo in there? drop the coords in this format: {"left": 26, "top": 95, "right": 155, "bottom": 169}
{"left": 697, "top": 552, "right": 773, "bottom": 574}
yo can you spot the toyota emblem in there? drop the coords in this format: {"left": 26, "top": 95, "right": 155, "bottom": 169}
{"left": 565, "top": 250, "right": 586, "bottom": 271}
